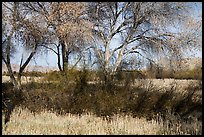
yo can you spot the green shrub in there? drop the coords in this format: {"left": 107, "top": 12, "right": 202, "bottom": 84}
{"left": 174, "top": 67, "right": 202, "bottom": 80}
{"left": 2, "top": 77, "right": 202, "bottom": 128}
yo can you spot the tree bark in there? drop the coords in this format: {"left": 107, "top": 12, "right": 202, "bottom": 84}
{"left": 3, "top": 59, "right": 19, "bottom": 89}
{"left": 61, "top": 41, "right": 68, "bottom": 72}
{"left": 57, "top": 44, "right": 62, "bottom": 71}
{"left": 2, "top": 41, "right": 19, "bottom": 89}
{"left": 16, "top": 44, "right": 37, "bottom": 87}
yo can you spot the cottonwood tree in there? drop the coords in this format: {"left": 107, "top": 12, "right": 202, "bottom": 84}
{"left": 157, "top": 7, "right": 202, "bottom": 74}
{"left": 2, "top": 2, "right": 48, "bottom": 89}
{"left": 87, "top": 2, "right": 200, "bottom": 83}
{"left": 20, "top": 2, "right": 93, "bottom": 72}
{"left": 47, "top": 2, "right": 93, "bottom": 72}
{"left": 2, "top": 2, "right": 50, "bottom": 125}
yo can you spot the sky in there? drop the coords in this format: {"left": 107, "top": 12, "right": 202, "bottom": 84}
{"left": 9, "top": 2, "right": 202, "bottom": 69}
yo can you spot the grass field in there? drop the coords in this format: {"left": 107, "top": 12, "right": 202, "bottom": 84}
{"left": 2, "top": 76, "right": 202, "bottom": 135}
{"left": 2, "top": 76, "right": 44, "bottom": 83}
{"left": 2, "top": 75, "right": 201, "bottom": 91}
{"left": 3, "top": 106, "right": 202, "bottom": 135}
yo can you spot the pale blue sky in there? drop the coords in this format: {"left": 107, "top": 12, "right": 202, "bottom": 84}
{"left": 10, "top": 2, "right": 202, "bottom": 68}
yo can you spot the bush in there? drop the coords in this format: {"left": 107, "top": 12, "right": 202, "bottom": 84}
{"left": 2, "top": 77, "right": 202, "bottom": 132}
{"left": 174, "top": 67, "right": 202, "bottom": 80}
{"left": 143, "top": 66, "right": 202, "bottom": 80}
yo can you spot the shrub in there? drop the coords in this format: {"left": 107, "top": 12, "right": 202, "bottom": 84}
{"left": 2, "top": 77, "right": 202, "bottom": 134}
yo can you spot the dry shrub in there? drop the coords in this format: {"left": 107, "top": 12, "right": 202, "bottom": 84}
{"left": 2, "top": 106, "right": 202, "bottom": 135}
{"left": 2, "top": 76, "right": 202, "bottom": 135}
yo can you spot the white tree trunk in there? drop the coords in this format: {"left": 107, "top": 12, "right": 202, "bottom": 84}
{"left": 104, "top": 41, "right": 111, "bottom": 72}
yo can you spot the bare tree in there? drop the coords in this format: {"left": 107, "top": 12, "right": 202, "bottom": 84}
{"left": 2, "top": 2, "right": 50, "bottom": 125}
{"left": 20, "top": 2, "right": 93, "bottom": 72}
{"left": 2, "top": 2, "right": 48, "bottom": 89}
{"left": 87, "top": 2, "right": 200, "bottom": 83}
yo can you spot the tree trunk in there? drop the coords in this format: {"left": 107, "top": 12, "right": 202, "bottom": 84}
{"left": 2, "top": 43, "right": 19, "bottom": 89}
{"left": 17, "top": 45, "right": 37, "bottom": 88}
{"left": 57, "top": 44, "right": 62, "bottom": 71}
{"left": 61, "top": 41, "right": 68, "bottom": 72}
{"left": 5, "top": 62, "right": 19, "bottom": 89}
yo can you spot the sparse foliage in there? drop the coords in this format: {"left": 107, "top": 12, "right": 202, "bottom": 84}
{"left": 2, "top": 2, "right": 47, "bottom": 88}
{"left": 2, "top": 2, "right": 202, "bottom": 134}
{"left": 87, "top": 2, "right": 201, "bottom": 84}
{"left": 20, "top": 2, "right": 93, "bottom": 72}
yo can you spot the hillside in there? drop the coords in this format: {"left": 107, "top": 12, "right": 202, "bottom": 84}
{"left": 2, "top": 63, "right": 58, "bottom": 74}
{"left": 158, "top": 57, "right": 202, "bottom": 70}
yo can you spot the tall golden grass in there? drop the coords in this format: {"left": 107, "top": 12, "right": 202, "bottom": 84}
{"left": 2, "top": 74, "right": 202, "bottom": 135}
{"left": 2, "top": 107, "right": 201, "bottom": 135}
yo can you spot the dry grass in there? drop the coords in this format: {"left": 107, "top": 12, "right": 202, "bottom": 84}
{"left": 2, "top": 107, "right": 201, "bottom": 135}
{"left": 2, "top": 76, "right": 44, "bottom": 83}
{"left": 2, "top": 107, "right": 164, "bottom": 135}
{"left": 133, "top": 79, "right": 201, "bottom": 93}
{"left": 2, "top": 76, "right": 201, "bottom": 135}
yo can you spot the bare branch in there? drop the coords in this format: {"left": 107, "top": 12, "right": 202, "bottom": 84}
{"left": 39, "top": 44, "right": 58, "bottom": 55}
{"left": 19, "top": 44, "right": 38, "bottom": 74}
{"left": 71, "top": 55, "right": 82, "bottom": 70}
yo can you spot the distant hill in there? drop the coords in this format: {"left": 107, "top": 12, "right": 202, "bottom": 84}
{"left": 2, "top": 63, "right": 58, "bottom": 74}
{"left": 2, "top": 57, "right": 202, "bottom": 74}
{"left": 158, "top": 57, "right": 202, "bottom": 71}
